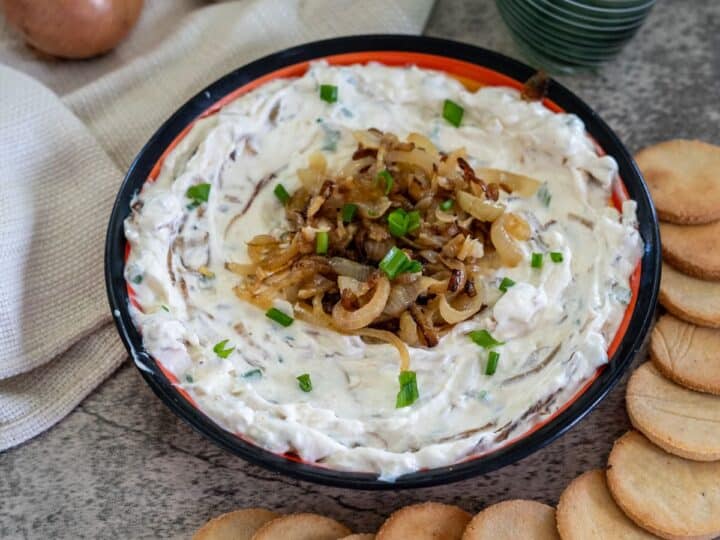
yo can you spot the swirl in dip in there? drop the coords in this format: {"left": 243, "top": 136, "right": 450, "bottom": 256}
{"left": 124, "top": 62, "right": 643, "bottom": 480}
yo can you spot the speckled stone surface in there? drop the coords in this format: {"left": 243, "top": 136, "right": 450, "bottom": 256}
{"left": 2, "top": 1, "right": 719, "bottom": 538}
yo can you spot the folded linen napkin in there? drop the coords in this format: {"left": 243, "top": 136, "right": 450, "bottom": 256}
{"left": 0, "top": 0, "right": 434, "bottom": 451}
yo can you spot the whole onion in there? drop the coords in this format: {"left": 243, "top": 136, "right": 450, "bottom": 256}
{"left": 1, "top": 0, "right": 144, "bottom": 59}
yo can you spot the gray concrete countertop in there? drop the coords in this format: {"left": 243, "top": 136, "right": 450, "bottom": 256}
{"left": 2, "top": 1, "right": 719, "bottom": 538}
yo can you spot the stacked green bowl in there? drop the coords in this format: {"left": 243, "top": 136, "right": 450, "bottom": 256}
{"left": 496, "top": 0, "right": 656, "bottom": 73}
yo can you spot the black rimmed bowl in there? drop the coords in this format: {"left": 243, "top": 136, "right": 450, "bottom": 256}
{"left": 105, "top": 35, "right": 660, "bottom": 489}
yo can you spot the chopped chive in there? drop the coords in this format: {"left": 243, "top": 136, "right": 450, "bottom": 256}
{"left": 379, "top": 247, "right": 409, "bottom": 279}
{"left": 186, "top": 183, "right": 211, "bottom": 206}
{"left": 213, "top": 339, "right": 235, "bottom": 359}
{"left": 319, "top": 84, "right": 338, "bottom": 103}
{"left": 406, "top": 210, "right": 421, "bottom": 233}
{"left": 341, "top": 203, "right": 358, "bottom": 223}
{"left": 469, "top": 329, "right": 504, "bottom": 349}
{"left": 185, "top": 374, "right": 194, "bottom": 383}
{"left": 498, "top": 277, "right": 516, "bottom": 293}
{"left": 161, "top": 305, "right": 169, "bottom": 312}
{"left": 377, "top": 169, "right": 394, "bottom": 194}
{"left": 485, "top": 351, "right": 500, "bottom": 376}
{"left": 395, "top": 370, "right": 420, "bottom": 408}
{"left": 297, "top": 373, "right": 313, "bottom": 392}
{"left": 387, "top": 209, "right": 409, "bottom": 237}
{"left": 439, "top": 199, "right": 454, "bottom": 211}
{"left": 550, "top": 251, "right": 564, "bottom": 263}
{"left": 265, "top": 307, "right": 294, "bottom": 327}
{"left": 273, "top": 184, "right": 291, "bottom": 205}
{"left": 442, "top": 99, "right": 464, "bottom": 127}
{"left": 316, "top": 231, "right": 329, "bottom": 255}
{"left": 403, "top": 260, "right": 423, "bottom": 274}
{"left": 531, "top": 252, "right": 544, "bottom": 268}
{"left": 537, "top": 184, "right": 551, "bottom": 207}
{"left": 131, "top": 274, "right": 143, "bottom": 284}
{"left": 242, "top": 369, "right": 262, "bottom": 379}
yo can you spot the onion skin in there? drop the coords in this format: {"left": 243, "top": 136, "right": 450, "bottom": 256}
{"left": 1, "top": 0, "right": 144, "bottom": 59}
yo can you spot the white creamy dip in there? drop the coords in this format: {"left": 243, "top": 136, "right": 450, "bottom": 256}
{"left": 124, "top": 62, "right": 643, "bottom": 480}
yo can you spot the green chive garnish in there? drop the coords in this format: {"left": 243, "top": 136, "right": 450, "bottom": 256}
{"left": 297, "top": 373, "right": 313, "bottom": 392}
{"left": 265, "top": 307, "right": 294, "bottom": 327}
{"left": 387, "top": 209, "right": 408, "bottom": 237}
{"left": 537, "top": 184, "right": 551, "bottom": 207}
{"left": 439, "top": 199, "right": 454, "bottom": 211}
{"left": 395, "top": 370, "right": 420, "bottom": 408}
{"left": 443, "top": 99, "right": 464, "bottom": 127}
{"left": 403, "top": 260, "right": 423, "bottom": 274}
{"left": 273, "top": 184, "right": 291, "bottom": 205}
{"left": 486, "top": 351, "right": 500, "bottom": 375}
{"left": 550, "top": 251, "right": 564, "bottom": 263}
{"left": 379, "top": 247, "right": 421, "bottom": 279}
{"left": 377, "top": 169, "right": 394, "bottom": 194}
{"left": 469, "top": 329, "right": 504, "bottom": 349}
{"left": 213, "top": 339, "right": 235, "bottom": 359}
{"left": 387, "top": 209, "right": 420, "bottom": 238}
{"left": 131, "top": 275, "right": 143, "bottom": 284}
{"left": 498, "top": 277, "right": 515, "bottom": 293}
{"left": 531, "top": 252, "right": 544, "bottom": 268}
{"left": 185, "top": 374, "right": 194, "bottom": 383}
{"left": 161, "top": 305, "right": 169, "bottom": 312}
{"left": 319, "top": 84, "right": 338, "bottom": 103}
{"left": 186, "top": 183, "right": 211, "bottom": 206}
{"left": 341, "top": 203, "right": 358, "bottom": 223}
{"left": 406, "top": 210, "right": 420, "bottom": 233}
{"left": 242, "top": 369, "right": 262, "bottom": 380}
{"left": 316, "top": 231, "right": 329, "bottom": 255}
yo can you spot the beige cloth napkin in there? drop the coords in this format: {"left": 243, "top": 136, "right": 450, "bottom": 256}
{"left": 0, "top": 0, "right": 433, "bottom": 451}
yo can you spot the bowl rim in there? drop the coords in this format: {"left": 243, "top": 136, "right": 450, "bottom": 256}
{"left": 105, "top": 34, "right": 660, "bottom": 490}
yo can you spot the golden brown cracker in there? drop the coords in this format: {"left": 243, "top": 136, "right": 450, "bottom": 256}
{"left": 635, "top": 140, "right": 720, "bottom": 224}
{"left": 659, "top": 263, "right": 720, "bottom": 328}
{"left": 461, "top": 499, "right": 558, "bottom": 540}
{"left": 376, "top": 502, "right": 471, "bottom": 540}
{"left": 606, "top": 431, "right": 720, "bottom": 539}
{"left": 193, "top": 508, "right": 279, "bottom": 540}
{"left": 661, "top": 220, "right": 720, "bottom": 280}
{"left": 650, "top": 314, "right": 720, "bottom": 395}
{"left": 627, "top": 362, "right": 720, "bottom": 461}
{"left": 251, "top": 513, "right": 351, "bottom": 540}
{"left": 339, "top": 535, "right": 374, "bottom": 540}
{"left": 556, "top": 470, "right": 657, "bottom": 539}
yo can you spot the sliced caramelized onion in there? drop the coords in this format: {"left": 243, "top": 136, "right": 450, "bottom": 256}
{"left": 357, "top": 197, "right": 392, "bottom": 220}
{"left": 398, "top": 310, "right": 420, "bottom": 347}
{"left": 338, "top": 156, "right": 374, "bottom": 179}
{"left": 406, "top": 132, "right": 440, "bottom": 160}
{"left": 353, "top": 327, "right": 411, "bottom": 371}
{"left": 352, "top": 129, "right": 382, "bottom": 149}
{"left": 504, "top": 213, "right": 532, "bottom": 240}
{"left": 491, "top": 213, "right": 524, "bottom": 266}
{"left": 332, "top": 276, "right": 391, "bottom": 330}
{"left": 225, "top": 261, "right": 256, "bottom": 275}
{"left": 328, "top": 257, "right": 373, "bottom": 281}
{"left": 476, "top": 168, "right": 541, "bottom": 197}
{"left": 438, "top": 291, "right": 485, "bottom": 324}
{"left": 457, "top": 190, "right": 505, "bottom": 221}
{"left": 337, "top": 276, "right": 370, "bottom": 296}
{"left": 386, "top": 148, "right": 435, "bottom": 176}
{"left": 383, "top": 277, "right": 439, "bottom": 317}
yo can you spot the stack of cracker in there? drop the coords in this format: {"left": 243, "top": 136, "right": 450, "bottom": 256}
{"left": 191, "top": 141, "right": 720, "bottom": 539}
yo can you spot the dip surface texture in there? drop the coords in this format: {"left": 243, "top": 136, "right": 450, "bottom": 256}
{"left": 124, "top": 62, "right": 642, "bottom": 479}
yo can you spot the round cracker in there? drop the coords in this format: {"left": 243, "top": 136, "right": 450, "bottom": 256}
{"left": 251, "top": 513, "right": 351, "bottom": 540}
{"left": 556, "top": 470, "right": 657, "bottom": 539}
{"left": 606, "top": 431, "right": 720, "bottom": 539}
{"left": 627, "top": 362, "right": 720, "bottom": 461}
{"left": 650, "top": 314, "right": 720, "bottom": 395}
{"left": 340, "top": 536, "right": 374, "bottom": 539}
{"left": 659, "top": 263, "right": 720, "bottom": 328}
{"left": 376, "top": 502, "right": 471, "bottom": 540}
{"left": 461, "top": 499, "right": 558, "bottom": 539}
{"left": 661, "top": 220, "right": 720, "bottom": 280}
{"left": 193, "top": 508, "right": 280, "bottom": 540}
{"left": 635, "top": 139, "right": 720, "bottom": 224}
